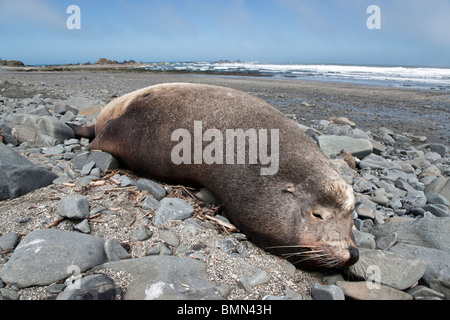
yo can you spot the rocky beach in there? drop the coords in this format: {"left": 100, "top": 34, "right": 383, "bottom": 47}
{"left": 0, "top": 65, "right": 449, "bottom": 301}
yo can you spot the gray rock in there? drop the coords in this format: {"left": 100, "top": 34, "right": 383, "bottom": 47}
{"left": 137, "top": 179, "right": 166, "bottom": 200}
{"left": 159, "top": 230, "right": 179, "bottom": 247}
{"left": 0, "top": 143, "right": 57, "bottom": 201}
{"left": 131, "top": 227, "right": 152, "bottom": 241}
{"left": 91, "top": 256, "right": 228, "bottom": 300}
{"left": 28, "top": 105, "right": 52, "bottom": 116}
{"left": 153, "top": 198, "right": 194, "bottom": 226}
{"left": 336, "top": 281, "right": 412, "bottom": 300}
{"left": 426, "top": 193, "right": 450, "bottom": 206}
{"left": 142, "top": 196, "right": 159, "bottom": 210}
{"left": 346, "top": 247, "right": 426, "bottom": 290}
{"left": 353, "top": 177, "right": 376, "bottom": 193}
{"left": 422, "top": 204, "right": 450, "bottom": 217}
{"left": 359, "top": 154, "right": 402, "bottom": 170}
{"left": 114, "top": 174, "right": 136, "bottom": 187}
{"left": 104, "top": 238, "right": 131, "bottom": 262}
{"left": 0, "top": 229, "right": 105, "bottom": 288}
{"left": 74, "top": 219, "right": 91, "bottom": 234}
{"left": 352, "top": 229, "right": 376, "bottom": 249}
{"left": 388, "top": 197, "right": 403, "bottom": 210}
{"left": 234, "top": 262, "right": 269, "bottom": 291}
{"left": 376, "top": 233, "right": 397, "bottom": 251}
{"left": 370, "top": 217, "right": 450, "bottom": 251}
{"left": 0, "top": 232, "right": 19, "bottom": 251}
{"left": 57, "top": 274, "right": 116, "bottom": 300}
{"left": 355, "top": 201, "right": 375, "bottom": 219}
{"left": 147, "top": 243, "right": 172, "bottom": 255}
{"left": 311, "top": 283, "right": 345, "bottom": 300}
{"left": 407, "top": 285, "right": 445, "bottom": 300}
{"left": 0, "top": 288, "right": 20, "bottom": 300}
{"left": 57, "top": 195, "right": 90, "bottom": 220}
{"left": 216, "top": 238, "right": 245, "bottom": 256}
{"left": 370, "top": 188, "right": 390, "bottom": 207}
{"left": 424, "top": 177, "right": 450, "bottom": 203}
{"left": 195, "top": 188, "right": 220, "bottom": 205}
{"left": 60, "top": 111, "right": 77, "bottom": 122}
{"left": 321, "top": 274, "right": 345, "bottom": 285}
{"left": 81, "top": 161, "right": 96, "bottom": 176}
{"left": 53, "top": 103, "right": 79, "bottom": 115}
{"left": 419, "top": 165, "right": 443, "bottom": 179}
{"left": 389, "top": 243, "right": 450, "bottom": 298}
{"left": 318, "top": 135, "right": 373, "bottom": 158}
{"left": 12, "top": 115, "right": 75, "bottom": 146}
{"left": 73, "top": 151, "right": 120, "bottom": 173}
{"left": 402, "top": 190, "right": 427, "bottom": 210}
{"left": 428, "top": 143, "right": 449, "bottom": 157}
{"left": 42, "top": 145, "right": 65, "bottom": 155}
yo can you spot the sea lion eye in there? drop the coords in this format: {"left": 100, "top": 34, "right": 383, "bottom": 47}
{"left": 312, "top": 212, "right": 324, "bottom": 220}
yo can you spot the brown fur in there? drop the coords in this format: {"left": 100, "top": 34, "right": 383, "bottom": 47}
{"left": 86, "top": 83, "right": 359, "bottom": 269}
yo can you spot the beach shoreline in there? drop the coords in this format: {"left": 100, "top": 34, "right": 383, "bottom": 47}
{"left": 1, "top": 66, "right": 449, "bottom": 145}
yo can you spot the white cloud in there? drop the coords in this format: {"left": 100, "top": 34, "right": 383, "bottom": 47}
{"left": 0, "top": 0, "right": 66, "bottom": 30}
{"left": 384, "top": 0, "right": 450, "bottom": 49}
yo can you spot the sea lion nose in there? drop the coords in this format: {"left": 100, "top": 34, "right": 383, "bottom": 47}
{"left": 347, "top": 246, "right": 359, "bottom": 265}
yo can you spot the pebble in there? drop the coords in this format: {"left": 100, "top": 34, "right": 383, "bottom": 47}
{"left": 137, "top": 178, "right": 166, "bottom": 200}
{"left": 57, "top": 195, "right": 90, "bottom": 220}
{"left": 104, "top": 238, "right": 131, "bottom": 262}
{"left": 131, "top": 227, "right": 152, "bottom": 241}
{"left": 159, "top": 230, "right": 179, "bottom": 247}
{"left": 0, "top": 287, "right": 20, "bottom": 300}
{"left": 57, "top": 274, "right": 116, "bottom": 300}
{"left": 81, "top": 161, "right": 96, "bottom": 176}
{"left": 311, "top": 283, "right": 345, "bottom": 300}
{"left": 152, "top": 198, "right": 194, "bottom": 226}
{"left": 0, "top": 232, "right": 19, "bottom": 251}
{"left": 74, "top": 219, "right": 91, "bottom": 234}
{"left": 376, "top": 233, "right": 397, "bottom": 250}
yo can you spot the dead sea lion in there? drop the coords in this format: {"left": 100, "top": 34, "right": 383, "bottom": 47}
{"left": 71, "top": 83, "right": 359, "bottom": 269}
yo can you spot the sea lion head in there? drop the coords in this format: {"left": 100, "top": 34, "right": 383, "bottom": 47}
{"left": 260, "top": 177, "right": 359, "bottom": 270}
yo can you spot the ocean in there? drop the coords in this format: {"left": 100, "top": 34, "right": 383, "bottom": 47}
{"left": 141, "top": 62, "right": 450, "bottom": 91}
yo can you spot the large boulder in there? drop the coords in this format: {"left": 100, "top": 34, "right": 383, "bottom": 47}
{"left": 11, "top": 114, "right": 75, "bottom": 146}
{"left": 0, "top": 143, "right": 57, "bottom": 201}
{"left": 91, "top": 255, "right": 229, "bottom": 300}
{"left": 369, "top": 217, "right": 450, "bottom": 252}
{"left": 0, "top": 229, "right": 105, "bottom": 288}
{"left": 318, "top": 135, "right": 373, "bottom": 158}
{"left": 389, "top": 243, "right": 450, "bottom": 298}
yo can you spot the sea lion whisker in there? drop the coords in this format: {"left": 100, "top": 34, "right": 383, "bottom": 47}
{"left": 281, "top": 250, "right": 325, "bottom": 258}
{"left": 292, "top": 253, "right": 330, "bottom": 265}
{"left": 266, "top": 244, "right": 321, "bottom": 249}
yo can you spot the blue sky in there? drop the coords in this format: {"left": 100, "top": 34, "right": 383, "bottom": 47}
{"left": 1, "top": 0, "right": 449, "bottom": 67}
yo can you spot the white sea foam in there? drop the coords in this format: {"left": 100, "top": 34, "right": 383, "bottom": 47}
{"left": 143, "top": 62, "right": 450, "bottom": 90}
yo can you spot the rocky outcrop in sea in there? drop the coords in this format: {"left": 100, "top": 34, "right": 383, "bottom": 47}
{"left": 0, "top": 91, "right": 449, "bottom": 300}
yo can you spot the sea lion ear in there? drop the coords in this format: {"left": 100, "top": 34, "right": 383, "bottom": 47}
{"left": 282, "top": 184, "right": 295, "bottom": 194}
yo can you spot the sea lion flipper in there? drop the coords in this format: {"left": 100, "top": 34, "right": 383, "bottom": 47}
{"left": 66, "top": 122, "right": 96, "bottom": 141}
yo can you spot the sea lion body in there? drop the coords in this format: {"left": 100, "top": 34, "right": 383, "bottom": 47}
{"left": 81, "top": 83, "right": 359, "bottom": 269}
